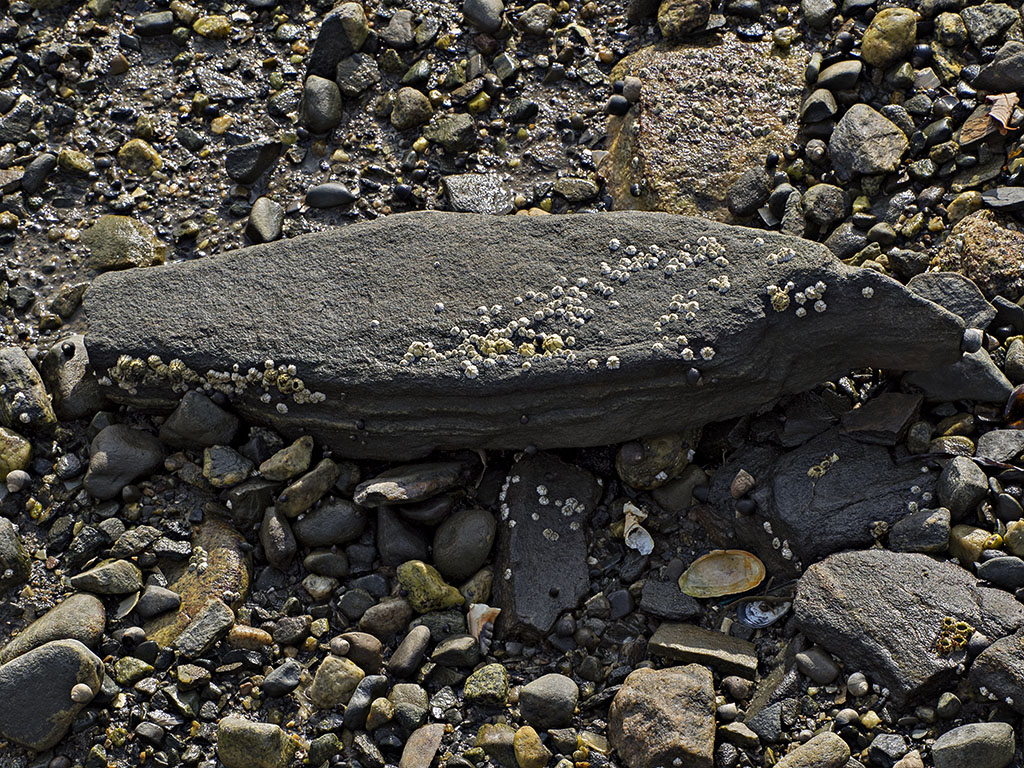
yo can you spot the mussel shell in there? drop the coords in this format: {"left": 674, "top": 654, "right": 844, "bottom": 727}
{"left": 678, "top": 549, "right": 766, "bottom": 598}
{"left": 736, "top": 599, "right": 791, "bottom": 628}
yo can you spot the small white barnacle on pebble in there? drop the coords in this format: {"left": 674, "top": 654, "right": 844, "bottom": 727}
{"left": 700, "top": 346, "right": 715, "bottom": 360}
{"left": 681, "top": 348, "right": 694, "bottom": 361}
{"left": 587, "top": 359, "right": 599, "bottom": 369}
{"left": 606, "top": 356, "right": 621, "bottom": 369}
{"left": 609, "top": 238, "right": 620, "bottom": 251}
{"left": 907, "top": 501, "right": 919, "bottom": 513}
{"left": 772, "top": 537, "right": 781, "bottom": 549}
{"left": 763, "top": 521, "right": 773, "bottom": 534}
{"left": 276, "top": 402, "right": 288, "bottom": 414}
{"left": 652, "top": 342, "right": 664, "bottom": 352}
{"left": 434, "top": 302, "right": 445, "bottom": 313}
{"left": 537, "top": 485, "right": 547, "bottom": 495}
{"left": 795, "top": 307, "right": 807, "bottom": 318}
{"left": 504, "top": 568, "right": 512, "bottom": 580}
{"left": 814, "top": 300, "right": 827, "bottom": 313}
{"left": 862, "top": 287, "right": 874, "bottom": 299}
{"left": 609, "top": 300, "right": 620, "bottom": 308}
{"left": 260, "top": 393, "right": 272, "bottom": 403}
{"left": 910, "top": 485, "right": 921, "bottom": 495}
{"left": 754, "top": 236, "right": 765, "bottom": 246}
{"left": 464, "top": 364, "right": 479, "bottom": 379}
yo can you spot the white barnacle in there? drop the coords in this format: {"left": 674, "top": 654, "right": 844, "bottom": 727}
{"left": 700, "top": 346, "right": 715, "bottom": 361}
{"left": 606, "top": 356, "right": 621, "bottom": 369}
{"left": 862, "top": 287, "right": 874, "bottom": 299}
{"left": 681, "top": 347, "right": 694, "bottom": 361}
{"left": 276, "top": 402, "right": 288, "bottom": 414}
{"left": 814, "top": 300, "right": 827, "bottom": 313}
{"left": 587, "top": 359, "right": 599, "bottom": 369}
{"left": 434, "top": 302, "right": 445, "bottom": 313}
{"left": 795, "top": 307, "right": 807, "bottom": 318}
{"left": 608, "top": 238, "right": 620, "bottom": 251}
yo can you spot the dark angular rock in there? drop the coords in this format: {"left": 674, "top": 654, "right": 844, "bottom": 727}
{"left": 307, "top": 2, "right": 369, "bottom": 80}
{"left": 159, "top": 391, "right": 239, "bottom": 449}
{"left": 495, "top": 453, "right": 602, "bottom": 638}
{"left": 83, "top": 212, "right": 966, "bottom": 461}
{"left": 639, "top": 579, "right": 701, "bottom": 620}
{"left": 263, "top": 658, "right": 303, "bottom": 697}
{"left": 39, "top": 335, "right": 106, "bottom": 421}
{"left": 293, "top": 499, "right": 366, "bottom": 547}
{"left": 974, "top": 42, "right": 1024, "bottom": 93}
{"left": 225, "top": 141, "right": 282, "bottom": 185}
{"left": 903, "top": 349, "right": 1013, "bottom": 403}
{"left": 839, "top": 392, "right": 922, "bottom": 445}
{"left": 0, "top": 517, "right": 29, "bottom": 593}
{"left": 699, "top": 429, "right": 937, "bottom": 575}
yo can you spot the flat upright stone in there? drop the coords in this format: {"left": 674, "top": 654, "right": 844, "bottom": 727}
{"left": 0, "top": 639, "right": 104, "bottom": 751}
{"left": 83, "top": 212, "right": 966, "bottom": 461}
{"left": 794, "top": 550, "right": 1024, "bottom": 705}
{"left": 604, "top": 35, "right": 805, "bottom": 219}
{"left": 174, "top": 598, "right": 234, "bottom": 658}
{"left": 494, "top": 453, "right": 601, "bottom": 638}
{"left": 649, "top": 623, "right": 758, "bottom": 678}
{"left": 698, "top": 429, "right": 937, "bottom": 575}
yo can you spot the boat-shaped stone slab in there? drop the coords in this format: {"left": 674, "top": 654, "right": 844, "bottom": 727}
{"left": 84, "top": 211, "right": 965, "bottom": 460}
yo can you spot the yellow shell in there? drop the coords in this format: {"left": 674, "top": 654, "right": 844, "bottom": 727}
{"left": 678, "top": 549, "right": 766, "bottom": 598}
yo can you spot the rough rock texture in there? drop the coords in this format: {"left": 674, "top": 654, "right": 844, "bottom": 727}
{"left": 648, "top": 622, "right": 758, "bottom": 677}
{"left": 495, "top": 453, "right": 602, "bottom": 638}
{"left": 0, "top": 639, "right": 104, "bottom": 751}
{"left": 698, "top": 429, "right": 938, "bottom": 575}
{"left": 932, "top": 210, "right": 1024, "bottom": 302}
{"left": 829, "top": 104, "right": 909, "bottom": 181}
{"left": 794, "top": 550, "right": 1024, "bottom": 705}
{"left": 605, "top": 38, "right": 806, "bottom": 219}
{"left": 608, "top": 665, "right": 715, "bottom": 768}
{"left": 84, "top": 212, "right": 965, "bottom": 461}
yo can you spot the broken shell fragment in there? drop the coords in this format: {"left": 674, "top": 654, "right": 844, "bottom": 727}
{"left": 678, "top": 549, "right": 766, "bottom": 598}
{"left": 736, "top": 599, "right": 791, "bottom": 628}
{"left": 467, "top": 603, "right": 500, "bottom": 654}
{"left": 623, "top": 501, "right": 654, "bottom": 556}
{"left": 730, "top": 469, "right": 755, "bottom": 499}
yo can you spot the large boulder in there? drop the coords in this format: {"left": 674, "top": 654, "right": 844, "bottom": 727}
{"left": 608, "top": 665, "right": 715, "bottom": 768}
{"left": 604, "top": 36, "right": 806, "bottom": 219}
{"left": 84, "top": 212, "right": 965, "bottom": 461}
{"left": 0, "top": 639, "right": 104, "bottom": 751}
{"left": 794, "top": 550, "right": 1024, "bottom": 705}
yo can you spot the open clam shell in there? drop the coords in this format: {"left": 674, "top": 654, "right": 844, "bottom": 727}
{"left": 678, "top": 549, "right": 766, "bottom": 598}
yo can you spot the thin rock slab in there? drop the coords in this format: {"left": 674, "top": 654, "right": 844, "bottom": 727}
{"left": 649, "top": 623, "right": 758, "bottom": 678}
{"left": 794, "top": 550, "right": 1024, "bottom": 706}
{"left": 698, "top": 429, "right": 937, "bottom": 576}
{"left": 84, "top": 212, "right": 966, "bottom": 461}
{"left": 608, "top": 665, "right": 715, "bottom": 768}
{"left": 494, "top": 453, "right": 602, "bottom": 638}
{"left": 400, "top": 723, "right": 446, "bottom": 768}
{"left": 145, "top": 519, "right": 251, "bottom": 648}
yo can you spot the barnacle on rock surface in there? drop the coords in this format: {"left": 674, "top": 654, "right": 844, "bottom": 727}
{"left": 935, "top": 615, "right": 974, "bottom": 655}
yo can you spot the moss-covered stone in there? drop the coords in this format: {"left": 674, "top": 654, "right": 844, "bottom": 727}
{"left": 861, "top": 8, "right": 917, "bottom": 69}
{"left": 117, "top": 138, "right": 163, "bottom": 175}
{"left": 397, "top": 560, "right": 464, "bottom": 613}
{"left": 82, "top": 215, "right": 165, "bottom": 272}
{"left": 0, "top": 427, "right": 31, "bottom": 480}
{"left": 464, "top": 662, "right": 509, "bottom": 706}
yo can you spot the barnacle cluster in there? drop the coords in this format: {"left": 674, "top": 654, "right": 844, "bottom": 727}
{"left": 935, "top": 616, "right": 974, "bottom": 655}
{"left": 402, "top": 235, "right": 732, "bottom": 379}
{"left": 104, "top": 354, "right": 327, "bottom": 406}
{"left": 807, "top": 452, "right": 839, "bottom": 479}
{"left": 766, "top": 283, "right": 793, "bottom": 312}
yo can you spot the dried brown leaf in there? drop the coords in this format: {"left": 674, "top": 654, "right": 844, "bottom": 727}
{"left": 988, "top": 92, "right": 1020, "bottom": 131}
{"left": 958, "top": 103, "right": 996, "bottom": 145}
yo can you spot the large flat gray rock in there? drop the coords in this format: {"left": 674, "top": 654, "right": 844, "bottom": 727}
{"left": 794, "top": 550, "right": 1024, "bottom": 706}
{"left": 84, "top": 212, "right": 965, "bottom": 460}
